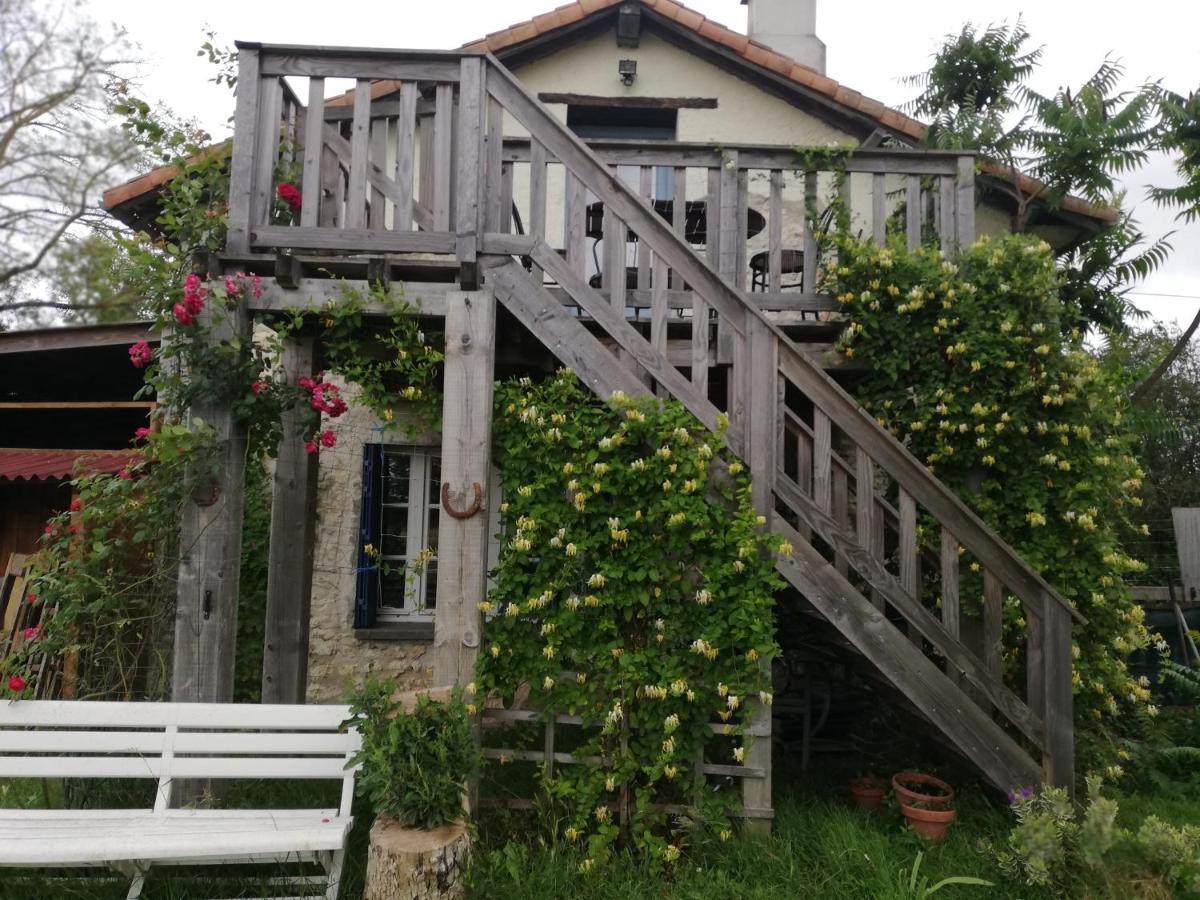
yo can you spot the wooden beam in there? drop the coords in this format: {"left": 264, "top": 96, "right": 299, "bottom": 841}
{"left": 261, "top": 335, "right": 318, "bottom": 704}
{"left": 251, "top": 279, "right": 451, "bottom": 316}
{"left": 0, "top": 323, "right": 155, "bottom": 355}
{"left": 536, "top": 93, "right": 718, "bottom": 109}
{"left": 433, "top": 290, "right": 497, "bottom": 685}
{"left": 0, "top": 402, "right": 154, "bottom": 410}
{"left": 497, "top": 137, "right": 965, "bottom": 175}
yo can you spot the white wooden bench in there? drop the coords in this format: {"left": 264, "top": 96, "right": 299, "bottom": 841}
{"left": 0, "top": 700, "right": 362, "bottom": 899}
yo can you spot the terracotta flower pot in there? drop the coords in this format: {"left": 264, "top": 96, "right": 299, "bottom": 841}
{"left": 892, "top": 771, "right": 957, "bottom": 841}
{"left": 898, "top": 803, "right": 957, "bottom": 841}
{"left": 891, "top": 771, "right": 955, "bottom": 810}
{"left": 849, "top": 776, "right": 887, "bottom": 810}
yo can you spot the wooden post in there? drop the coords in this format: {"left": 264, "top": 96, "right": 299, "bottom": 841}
{"left": 261, "top": 335, "right": 319, "bottom": 704}
{"left": 1041, "top": 598, "right": 1074, "bottom": 792}
{"left": 172, "top": 266, "right": 251, "bottom": 706}
{"left": 743, "top": 317, "right": 776, "bottom": 834}
{"left": 225, "top": 47, "right": 262, "bottom": 255}
{"left": 955, "top": 156, "right": 976, "bottom": 249}
{"left": 456, "top": 58, "right": 485, "bottom": 290}
{"left": 433, "top": 290, "right": 497, "bottom": 686}
{"left": 1174, "top": 508, "right": 1200, "bottom": 606}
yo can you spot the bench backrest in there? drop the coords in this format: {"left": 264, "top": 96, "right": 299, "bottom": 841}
{"left": 0, "top": 700, "right": 362, "bottom": 816}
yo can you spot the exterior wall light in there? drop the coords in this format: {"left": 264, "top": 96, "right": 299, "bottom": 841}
{"left": 618, "top": 59, "right": 637, "bottom": 86}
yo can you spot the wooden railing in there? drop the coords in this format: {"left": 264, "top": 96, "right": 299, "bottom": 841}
{"left": 226, "top": 43, "right": 1076, "bottom": 797}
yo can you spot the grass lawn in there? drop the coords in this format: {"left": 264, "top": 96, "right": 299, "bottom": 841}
{"left": 2, "top": 758, "right": 1197, "bottom": 898}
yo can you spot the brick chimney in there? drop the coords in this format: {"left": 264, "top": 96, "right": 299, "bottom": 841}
{"left": 740, "top": 0, "right": 826, "bottom": 74}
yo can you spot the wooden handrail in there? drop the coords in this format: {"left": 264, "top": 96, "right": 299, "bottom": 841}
{"left": 499, "top": 136, "right": 970, "bottom": 176}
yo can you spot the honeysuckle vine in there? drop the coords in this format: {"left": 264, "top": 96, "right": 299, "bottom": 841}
{"left": 476, "top": 372, "right": 783, "bottom": 869}
{"left": 827, "top": 232, "right": 1158, "bottom": 738}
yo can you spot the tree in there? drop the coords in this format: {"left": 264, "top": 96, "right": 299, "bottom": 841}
{"left": 1133, "top": 87, "right": 1200, "bottom": 400}
{"left": 905, "top": 20, "right": 1167, "bottom": 331}
{"left": 0, "top": 0, "right": 137, "bottom": 322}
{"left": 1109, "top": 325, "right": 1200, "bottom": 574}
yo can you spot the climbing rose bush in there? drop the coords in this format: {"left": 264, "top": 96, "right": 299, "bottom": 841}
{"left": 476, "top": 372, "right": 781, "bottom": 869}
{"left": 829, "top": 233, "right": 1154, "bottom": 729}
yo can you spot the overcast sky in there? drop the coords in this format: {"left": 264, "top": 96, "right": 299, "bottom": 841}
{"left": 88, "top": 0, "right": 1200, "bottom": 329}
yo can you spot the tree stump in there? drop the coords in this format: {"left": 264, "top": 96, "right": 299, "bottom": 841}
{"left": 364, "top": 814, "right": 471, "bottom": 900}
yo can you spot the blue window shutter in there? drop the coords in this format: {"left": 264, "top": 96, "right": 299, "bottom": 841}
{"left": 354, "top": 444, "right": 383, "bottom": 628}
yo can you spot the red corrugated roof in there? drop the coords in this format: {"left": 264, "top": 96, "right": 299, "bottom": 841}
{"left": 0, "top": 449, "right": 140, "bottom": 482}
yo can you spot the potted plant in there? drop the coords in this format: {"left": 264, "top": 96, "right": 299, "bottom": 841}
{"left": 892, "top": 771, "right": 956, "bottom": 841}
{"left": 849, "top": 773, "right": 888, "bottom": 810}
{"left": 346, "top": 680, "right": 480, "bottom": 900}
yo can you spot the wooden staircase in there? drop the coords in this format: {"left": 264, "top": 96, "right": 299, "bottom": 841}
{"left": 225, "top": 44, "right": 1078, "bottom": 805}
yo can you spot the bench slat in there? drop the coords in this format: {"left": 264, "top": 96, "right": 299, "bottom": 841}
{"left": 0, "top": 813, "right": 347, "bottom": 835}
{"left": 0, "top": 756, "right": 353, "bottom": 780}
{"left": 0, "top": 701, "right": 351, "bottom": 730}
{"left": 0, "top": 730, "right": 360, "bottom": 755}
{"left": 0, "top": 818, "right": 352, "bottom": 866}
{"left": 0, "top": 808, "right": 336, "bottom": 822}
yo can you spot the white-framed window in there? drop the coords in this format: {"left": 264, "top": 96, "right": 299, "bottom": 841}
{"left": 377, "top": 446, "right": 440, "bottom": 621}
{"left": 355, "top": 443, "right": 504, "bottom": 633}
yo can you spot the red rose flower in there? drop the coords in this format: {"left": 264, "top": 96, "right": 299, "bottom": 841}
{"left": 7, "top": 675, "right": 26, "bottom": 693}
{"left": 304, "top": 440, "right": 319, "bottom": 455}
{"left": 69, "top": 497, "right": 82, "bottom": 512}
{"left": 277, "top": 182, "right": 303, "bottom": 213}
{"left": 183, "top": 292, "right": 205, "bottom": 316}
{"left": 134, "top": 426, "right": 151, "bottom": 441}
{"left": 251, "top": 381, "right": 264, "bottom": 396}
{"left": 172, "top": 303, "right": 194, "bottom": 327}
{"left": 25, "top": 593, "right": 37, "bottom": 604}
{"left": 128, "top": 340, "right": 153, "bottom": 368}
{"left": 23, "top": 626, "right": 39, "bottom": 641}
{"left": 320, "top": 430, "right": 337, "bottom": 448}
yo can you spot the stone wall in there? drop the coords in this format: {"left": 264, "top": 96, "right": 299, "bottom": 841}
{"left": 305, "top": 387, "right": 436, "bottom": 702}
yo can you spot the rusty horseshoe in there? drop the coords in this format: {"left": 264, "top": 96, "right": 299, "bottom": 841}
{"left": 441, "top": 481, "right": 483, "bottom": 519}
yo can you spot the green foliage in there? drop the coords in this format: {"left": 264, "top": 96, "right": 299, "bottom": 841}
{"left": 906, "top": 19, "right": 1166, "bottom": 331}
{"left": 991, "top": 778, "right": 1117, "bottom": 889}
{"left": 1150, "top": 88, "right": 1200, "bottom": 223}
{"left": 276, "top": 279, "right": 444, "bottom": 432}
{"left": 1135, "top": 815, "right": 1200, "bottom": 894}
{"left": 234, "top": 458, "right": 271, "bottom": 703}
{"left": 1106, "top": 326, "right": 1200, "bottom": 575}
{"left": 830, "top": 233, "right": 1154, "bottom": 726}
{"left": 899, "top": 851, "right": 993, "bottom": 897}
{"left": 477, "top": 372, "right": 781, "bottom": 868}
{"left": 906, "top": 19, "right": 1040, "bottom": 155}
{"left": 345, "top": 680, "right": 478, "bottom": 829}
